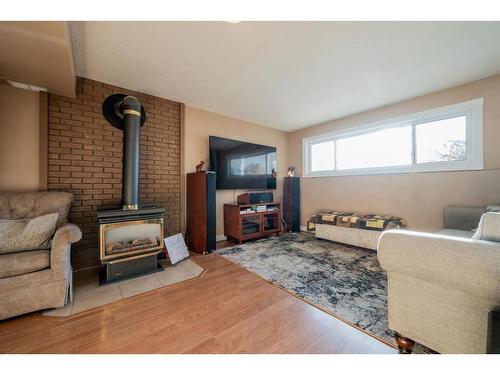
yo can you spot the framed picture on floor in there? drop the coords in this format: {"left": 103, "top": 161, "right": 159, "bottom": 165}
{"left": 163, "top": 233, "right": 189, "bottom": 265}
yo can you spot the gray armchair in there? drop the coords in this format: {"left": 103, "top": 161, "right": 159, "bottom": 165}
{"left": 0, "top": 192, "right": 82, "bottom": 320}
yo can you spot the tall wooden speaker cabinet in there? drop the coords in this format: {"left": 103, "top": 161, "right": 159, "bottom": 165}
{"left": 283, "top": 176, "right": 300, "bottom": 232}
{"left": 186, "top": 171, "right": 216, "bottom": 253}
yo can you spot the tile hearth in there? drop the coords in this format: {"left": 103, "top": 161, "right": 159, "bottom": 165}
{"left": 43, "top": 258, "right": 204, "bottom": 317}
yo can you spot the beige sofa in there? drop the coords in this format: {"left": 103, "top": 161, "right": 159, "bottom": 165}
{"left": 0, "top": 192, "right": 82, "bottom": 320}
{"left": 378, "top": 210, "right": 500, "bottom": 354}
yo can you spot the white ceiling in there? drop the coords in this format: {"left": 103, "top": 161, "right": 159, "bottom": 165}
{"left": 70, "top": 21, "right": 500, "bottom": 132}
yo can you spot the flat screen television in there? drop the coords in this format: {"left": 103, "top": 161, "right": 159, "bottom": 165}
{"left": 209, "top": 136, "right": 277, "bottom": 190}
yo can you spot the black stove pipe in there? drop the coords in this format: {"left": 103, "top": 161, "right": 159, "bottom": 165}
{"left": 121, "top": 96, "right": 142, "bottom": 210}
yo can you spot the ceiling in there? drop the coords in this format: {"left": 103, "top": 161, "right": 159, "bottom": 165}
{"left": 70, "top": 21, "right": 500, "bottom": 132}
{"left": 0, "top": 22, "right": 75, "bottom": 97}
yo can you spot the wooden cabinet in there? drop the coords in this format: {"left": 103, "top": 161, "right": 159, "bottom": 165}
{"left": 224, "top": 202, "right": 281, "bottom": 244}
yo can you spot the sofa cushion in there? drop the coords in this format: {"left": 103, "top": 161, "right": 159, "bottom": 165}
{"left": 472, "top": 212, "right": 500, "bottom": 242}
{"left": 0, "top": 191, "right": 73, "bottom": 228}
{"left": 0, "top": 213, "right": 59, "bottom": 253}
{"left": 436, "top": 228, "right": 474, "bottom": 238}
{"left": 0, "top": 250, "right": 50, "bottom": 278}
{"left": 443, "top": 206, "right": 485, "bottom": 231}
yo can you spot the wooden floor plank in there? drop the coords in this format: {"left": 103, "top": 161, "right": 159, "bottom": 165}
{"left": 0, "top": 253, "right": 396, "bottom": 354}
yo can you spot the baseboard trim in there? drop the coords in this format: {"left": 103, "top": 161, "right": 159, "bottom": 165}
{"left": 216, "top": 234, "right": 227, "bottom": 242}
{"left": 300, "top": 225, "right": 308, "bottom": 232}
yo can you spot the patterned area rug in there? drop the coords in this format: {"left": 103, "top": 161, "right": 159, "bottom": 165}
{"left": 218, "top": 232, "right": 433, "bottom": 353}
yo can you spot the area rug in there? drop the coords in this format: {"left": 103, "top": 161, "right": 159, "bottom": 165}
{"left": 218, "top": 232, "right": 432, "bottom": 353}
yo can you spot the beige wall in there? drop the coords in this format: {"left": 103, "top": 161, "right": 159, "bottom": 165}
{"left": 288, "top": 74, "right": 500, "bottom": 232}
{"left": 183, "top": 106, "right": 288, "bottom": 238}
{"left": 0, "top": 85, "right": 42, "bottom": 192}
{"left": 0, "top": 22, "right": 76, "bottom": 97}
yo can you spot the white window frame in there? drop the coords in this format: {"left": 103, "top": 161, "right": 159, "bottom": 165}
{"left": 303, "top": 98, "right": 483, "bottom": 177}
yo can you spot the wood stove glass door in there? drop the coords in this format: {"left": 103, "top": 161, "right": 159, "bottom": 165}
{"left": 100, "top": 218, "right": 164, "bottom": 262}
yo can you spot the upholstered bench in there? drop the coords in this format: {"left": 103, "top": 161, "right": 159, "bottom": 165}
{"left": 307, "top": 211, "right": 408, "bottom": 251}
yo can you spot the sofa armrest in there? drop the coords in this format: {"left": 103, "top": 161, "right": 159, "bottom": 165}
{"left": 50, "top": 223, "right": 82, "bottom": 278}
{"left": 378, "top": 230, "right": 500, "bottom": 300}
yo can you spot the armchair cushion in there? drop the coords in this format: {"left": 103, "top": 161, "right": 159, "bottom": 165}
{"left": 0, "top": 213, "right": 59, "bottom": 253}
{"left": 0, "top": 250, "right": 50, "bottom": 279}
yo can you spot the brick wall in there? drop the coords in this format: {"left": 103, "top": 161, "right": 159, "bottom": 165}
{"left": 48, "top": 77, "right": 181, "bottom": 270}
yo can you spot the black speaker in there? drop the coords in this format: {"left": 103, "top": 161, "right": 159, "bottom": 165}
{"left": 283, "top": 177, "right": 300, "bottom": 232}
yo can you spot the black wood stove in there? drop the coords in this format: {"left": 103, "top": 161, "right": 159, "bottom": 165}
{"left": 98, "top": 94, "right": 165, "bottom": 284}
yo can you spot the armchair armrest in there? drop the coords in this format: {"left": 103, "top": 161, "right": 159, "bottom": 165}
{"left": 50, "top": 223, "right": 82, "bottom": 278}
{"left": 378, "top": 230, "right": 500, "bottom": 300}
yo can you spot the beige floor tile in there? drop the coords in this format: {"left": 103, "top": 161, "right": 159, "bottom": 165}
{"left": 119, "top": 274, "right": 163, "bottom": 299}
{"left": 71, "top": 284, "right": 122, "bottom": 315}
{"left": 42, "top": 302, "right": 73, "bottom": 317}
{"left": 155, "top": 264, "right": 195, "bottom": 286}
{"left": 47, "top": 260, "right": 204, "bottom": 316}
{"left": 179, "top": 259, "right": 204, "bottom": 276}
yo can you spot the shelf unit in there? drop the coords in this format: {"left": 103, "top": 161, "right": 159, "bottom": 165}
{"left": 224, "top": 202, "right": 281, "bottom": 244}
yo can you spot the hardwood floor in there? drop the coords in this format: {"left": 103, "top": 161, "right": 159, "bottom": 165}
{"left": 0, "top": 251, "right": 396, "bottom": 354}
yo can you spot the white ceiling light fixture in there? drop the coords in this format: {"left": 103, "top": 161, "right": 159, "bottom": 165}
{"left": 7, "top": 80, "right": 47, "bottom": 92}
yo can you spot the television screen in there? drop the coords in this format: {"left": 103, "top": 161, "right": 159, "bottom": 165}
{"left": 209, "top": 136, "right": 277, "bottom": 190}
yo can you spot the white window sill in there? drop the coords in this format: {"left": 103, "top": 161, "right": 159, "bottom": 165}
{"left": 303, "top": 160, "right": 483, "bottom": 178}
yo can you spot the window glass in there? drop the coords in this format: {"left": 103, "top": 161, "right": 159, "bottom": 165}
{"left": 336, "top": 126, "right": 412, "bottom": 170}
{"left": 311, "top": 140, "right": 335, "bottom": 172}
{"left": 416, "top": 116, "right": 466, "bottom": 163}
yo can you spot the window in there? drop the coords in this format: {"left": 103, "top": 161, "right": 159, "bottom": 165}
{"left": 303, "top": 98, "right": 483, "bottom": 177}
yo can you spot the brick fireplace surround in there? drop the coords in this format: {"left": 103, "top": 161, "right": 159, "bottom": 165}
{"left": 48, "top": 77, "right": 181, "bottom": 270}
